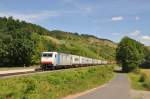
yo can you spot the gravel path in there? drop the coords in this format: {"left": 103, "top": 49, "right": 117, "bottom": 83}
{"left": 75, "top": 73, "right": 131, "bottom": 99}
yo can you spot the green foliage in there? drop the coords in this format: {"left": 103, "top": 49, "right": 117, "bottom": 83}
{"left": 128, "top": 70, "right": 150, "bottom": 91}
{"left": 143, "top": 78, "right": 150, "bottom": 90}
{"left": 139, "top": 73, "right": 147, "bottom": 82}
{"left": 128, "top": 73, "right": 145, "bottom": 90}
{"left": 141, "top": 46, "right": 150, "bottom": 68}
{"left": 0, "top": 65, "right": 114, "bottom": 99}
{"left": 116, "top": 37, "right": 145, "bottom": 72}
{"left": 0, "top": 17, "right": 35, "bottom": 66}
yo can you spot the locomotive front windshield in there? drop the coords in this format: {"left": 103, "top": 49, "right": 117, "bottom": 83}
{"left": 42, "top": 53, "right": 53, "bottom": 57}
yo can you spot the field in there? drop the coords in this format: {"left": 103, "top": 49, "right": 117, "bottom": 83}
{"left": 128, "top": 69, "right": 150, "bottom": 91}
{"left": 0, "top": 65, "right": 114, "bottom": 99}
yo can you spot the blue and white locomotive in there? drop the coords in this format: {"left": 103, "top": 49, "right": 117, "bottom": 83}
{"left": 40, "top": 52, "right": 108, "bottom": 69}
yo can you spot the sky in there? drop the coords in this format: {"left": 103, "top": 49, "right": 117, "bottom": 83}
{"left": 0, "top": 0, "right": 150, "bottom": 45}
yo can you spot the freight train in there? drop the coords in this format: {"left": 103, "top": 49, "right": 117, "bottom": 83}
{"left": 40, "top": 52, "right": 108, "bottom": 70}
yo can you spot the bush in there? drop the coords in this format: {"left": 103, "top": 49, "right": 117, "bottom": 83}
{"left": 139, "top": 73, "right": 147, "bottom": 82}
{"left": 143, "top": 78, "right": 150, "bottom": 90}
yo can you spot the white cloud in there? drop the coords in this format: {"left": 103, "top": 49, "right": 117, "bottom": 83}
{"left": 141, "top": 35, "right": 150, "bottom": 41}
{"left": 111, "top": 16, "right": 124, "bottom": 21}
{"left": 0, "top": 11, "right": 59, "bottom": 22}
{"left": 117, "top": 30, "right": 150, "bottom": 45}
{"left": 135, "top": 16, "right": 140, "bottom": 20}
{"left": 139, "top": 35, "right": 150, "bottom": 45}
{"left": 128, "top": 30, "right": 150, "bottom": 45}
{"left": 130, "top": 30, "right": 140, "bottom": 36}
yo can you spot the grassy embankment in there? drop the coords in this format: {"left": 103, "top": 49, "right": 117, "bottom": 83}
{"left": 0, "top": 65, "right": 115, "bottom": 99}
{"left": 128, "top": 69, "right": 150, "bottom": 91}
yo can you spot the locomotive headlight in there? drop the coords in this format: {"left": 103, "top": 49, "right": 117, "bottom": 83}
{"left": 52, "top": 58, "right": 54, "bottom": 64}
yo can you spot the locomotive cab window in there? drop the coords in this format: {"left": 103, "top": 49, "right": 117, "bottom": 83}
{"left": 42, "top": 53, "right": 53, "bottom": 57}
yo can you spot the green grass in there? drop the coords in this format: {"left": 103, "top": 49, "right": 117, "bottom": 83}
{"left": 128, "top": 73, "right": 145, "bottom": 90}
{"left": 128, "top": 69, "right": 150, "bottom": 91}
{"left": 0, "top": 65, "right": 114, "bottom": 99}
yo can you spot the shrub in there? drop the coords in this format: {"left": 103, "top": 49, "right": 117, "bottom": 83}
{"left": 139, "top": 73, "right": 147, "bottom": 82}
{"left": 143, "top": 78, "right": 150, "bottom": 90}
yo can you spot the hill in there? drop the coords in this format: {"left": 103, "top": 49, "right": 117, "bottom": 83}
{"left": 0, "top": 17, "right": 117, "bottom": 66}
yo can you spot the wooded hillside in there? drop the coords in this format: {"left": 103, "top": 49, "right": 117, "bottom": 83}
{"left": 0, "top": 17, "right": 117, "bottom": 66}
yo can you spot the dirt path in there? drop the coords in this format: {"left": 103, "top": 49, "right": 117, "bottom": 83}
{"left": 69, "top": 73, "right": 131, "bottom": 99}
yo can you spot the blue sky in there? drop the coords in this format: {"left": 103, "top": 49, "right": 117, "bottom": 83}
{"left": 0, "top": 0, "right": 150, "bottom": 45}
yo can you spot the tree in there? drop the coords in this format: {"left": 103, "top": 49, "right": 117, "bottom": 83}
{"left": 116, "top": 37, "right": 144, "bottom": 72}
{"left": 141, "top": 47, "right": 150, "bottom": 68}
{"left": 144, "top": 47, "right": 150, "bottom": 61}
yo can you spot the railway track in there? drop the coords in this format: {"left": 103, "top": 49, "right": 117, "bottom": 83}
{"left": 0, "top": 71, "right": 36, "bottom": 77}
{"left": 0, "top": 68, "right": 43, "bottom": 78}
